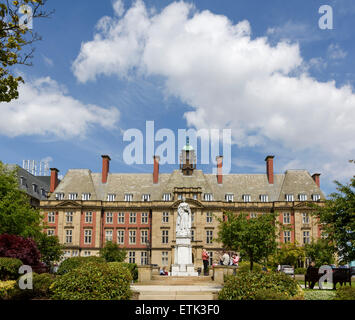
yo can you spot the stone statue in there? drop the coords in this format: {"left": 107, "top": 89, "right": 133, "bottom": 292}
{"left": 176, "top": 200, "right": 192, "bottom": 237}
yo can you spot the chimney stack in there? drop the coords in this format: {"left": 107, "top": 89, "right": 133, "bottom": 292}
{"left": 101, "top": 155, "right": 111, "bottom": 184}
{"left": 265, "top": 155, "right": 275, "bottom": 184}
{"left": 216, "top": 156, "right": 223, "bottom": 184}
{"left": 312, "top": 173, "right": 321, "bottom": 188}
{"left": 153, "top": 156, "right": 160, "bottom": 184}
{"left": 50, "top": 168, "right": 59, "bottom": 193}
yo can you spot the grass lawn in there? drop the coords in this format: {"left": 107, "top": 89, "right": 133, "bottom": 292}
{"left": 299, "top": 281, "right": 351, "bottom": 300}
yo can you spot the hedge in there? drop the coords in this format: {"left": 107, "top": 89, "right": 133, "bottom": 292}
{"left": 0, "top": 257, "right": 23, "bottom": 281}
{"left": 51, "top": 262, "right": 132, "bottom": 300}
{"left": 0, "top": 281, "right": 16, "bottom": 300}
{"left": 218, "top": 271, "right": 301, "bottom": 300}
{"left": 334, "top": 287, "right": 355, "bottom": 300}
{"left": 109, "top": 262, "right": 138, "bottom": 282}
{"left": 56, "top": 256, "right": 106, "bottom": 275}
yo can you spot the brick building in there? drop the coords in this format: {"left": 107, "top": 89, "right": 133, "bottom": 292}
{"left": 40, "top": 144, "right": 325, "bottom": 269}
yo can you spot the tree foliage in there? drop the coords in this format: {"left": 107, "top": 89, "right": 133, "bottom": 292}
{"left": 312, "top": 176, "right": 355, "bottom": 263}
{"left": 99, "top": 241, "right": 127, "bottom": 263}
{"left": 217, "top": 212, "right": 278, "bottom": 270}
{"left": 0, "top": 162, "right": 43, "bottom": 238}
{"left": 0, "top": 0, "right": 52, "bottom": 102}
{"left": 269, "top": 243, "right": 305, "bottom": 267}
{"left": 304, "top": 239, "right": 335, "bottom": 267}
{"left": 34, "top": 232, "right": 63, "bottom": 267}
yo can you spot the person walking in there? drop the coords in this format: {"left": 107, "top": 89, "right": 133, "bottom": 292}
{"left": 202, "top": 249, "right": 210, "bottom": 276}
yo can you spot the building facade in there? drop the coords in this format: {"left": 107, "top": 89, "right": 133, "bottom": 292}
{"left": 40, "top": 145, "right": 325, "bottom": 269}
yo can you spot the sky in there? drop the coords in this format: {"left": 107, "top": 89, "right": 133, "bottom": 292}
{"left": 1, "top": 0, "right": 355, "bottom": 197}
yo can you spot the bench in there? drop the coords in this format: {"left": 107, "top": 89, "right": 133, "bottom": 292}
{"left": 305, "top": 267, "right": 352, "bottom": 290}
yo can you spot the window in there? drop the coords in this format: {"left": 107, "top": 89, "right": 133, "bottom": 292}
{"left": 177, "top": 194, "right": 183, "bottom": 200}
{"left": 283, "top": 213, "right": 290, "bottom": 224}
{"left": 129, "top": 213, "right": 136, "bottom": 224}
{"left": 65, "top": 230, "right": 72, "bottom": 244}
{"left": 56, "top": 193, "right": 64, "bottom": 200}
{"left": 32, "top": 184, "right": 38, "bottom": 193}
{"left": 162, "top": 252, "right": 169, "bottom": 266}
{"left": 118, "top": 213, "right": 125, "bottom": 224}
{"left": 163, "top": 193, "right": 171, "bottom": 201}
{"left": 302, "top": 213, "right": 310, "bottom": 224}
{"left": 312, "top": 194, "right": 321, "bottom": 201}
{"left": 105, "top": 230, "right": 113, "bottom": 242}
{"left": 106, "top": 212, "right": 113, "bottom": 224}
{"left": 162, "top": 212, "right": 169, "bottom": 223}
{"left": 65, "top": 212, "right": 73, "bottom": 223}
{"left": 72, "top": 250, "right": 79, "bottom": 257}
{"left": 206, "top": 230, "right": 213, "bottom": 244}
{"left": 107, "top": 194, "right": 116, "bottom": 202}
{"left": 242, "top": 194, "right": 251, "bottom": 202}
{"left": 142, "top": 194, "right": 150, "bottom": 202}
{"left": 191, "top": 229, "right": 195, "bottom": 241}
{"left": 41, "top": 188, "right": 47, "bottom": 197}
{"left": 162, "top": 230, "right": 169, "bottom": 244}
{"left": 69, "top": 193, "right": 78, "bottom": 200}
{"left": 48, "top": 212, "right": 55, "bottom": 223}
{"left": 129, "top": 230, "right": 136, "bottom": 244}
{"left": 83, "top": 251, "right": 91, "bottom": 257}
{"left": 193, "top": 194, "right": 198, "bottom": 200}
{"left": 117, "top": 230, "right": 125, "bottom": 244}
{"left": 225, "top": 194, "right": 234, "bottom": 202}
{"left": 141, "top": 230, "right": 148, "bottom": 244}
{"left": 47, "top": 229, "right": 55, "bottom": 236}
{"left": 285, "top": 194, "right": 294, "bottom": 202}
{"left": 204, "top": 193, "right": 213, "bottom": 201}
{"left": 250, "top": 213, "right": 257, "bottom": 219}
{"left": 299, "top": 194, "right": 307, "bottom": 201}
{"left": 208, "top": 251, "right": 213, "bottom": 266}
{"left": 303, "top": 231, "right": 310, "bottom": 244}
{"left": 141, "top": 252, "right": 148, "bottom": 265}
{"left": 206, "top": 212, "right": 213, "bottom": 223}
{"left": 84, "top": 229, "right": 92, "bottom": 244}
{"left": 124, "top": 194, "right": 133, "bottom": 202}
{"left": 141, "top": 212, "right": 148, "bottom": 224}
{"left": 85, "top": 212, "right": 92, "bottom": 224}
{"left": 284, "top": 231, "right": 291, "bottom": 243}
{"left": 129, "top": 251, "right": 136, "bottom": 264}
{"left": 191, "top": 212, "right": 195, "bottom": 223}
{"left": 20, "top": 176, "right": 26, "bottom": 186}
{"left": 82, "top": 193, "right": 91, "bottom": 201}
{"left": 260, "top": 194, "right": 269, "bottom": 202}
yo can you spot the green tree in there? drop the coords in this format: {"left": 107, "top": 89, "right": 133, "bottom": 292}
{"left": 304, "top": 239, "right": 335, "bottom": 267}
{"left": 269, "top": 243, "right": 305, "bottom": 267}
{"left": 100, "top": 241, "right": 127, "bottom": 263}
{"left": 0, "top": 161, "right": 43, "bottom": 237}
{"left": 217, "top": 212, "right": 278, "bottom": 271}
{"left": 0, "top": 0, "right": 52, "bottom": 102}
{"left": 312, "top": 176, "right": 355, "bottom": 263}
{"left": 34, "top": 232, "right": 63, "bottom": 267}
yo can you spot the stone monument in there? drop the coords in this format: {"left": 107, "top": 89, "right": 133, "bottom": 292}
{"left": 171, "top": 200, "right": 198, "bottom": 276}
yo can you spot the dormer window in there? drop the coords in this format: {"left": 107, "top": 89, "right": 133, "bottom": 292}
{"left": 107, "top": 194, "right": 116, "bottom": 202}
{"left": 242, "top": 194, "right": 251, "bottom": 202}
{"left": 163, "top": 193, "right": 171, "bottom": 201}
{"left": 41, "top": 189, "right": 47, "bottom": 197}
{"left": 20, "top": 176, "right": 26, "bottom": 186}
{"left": 124, "top": 194, "right": 133, "bottom": 202}
{"left": 82, "top": 193, "right": 91, "bottom": 201}
{"left": 260, "top": 194, "right": 269, "bottom": 202}
{"left": 225, "top": 194, "right": 234, "bottom": 202}
{"left": 204, "top": 193, "right": 213, "bottom": 201}
{"left": 312, "top": 194, "right": 320, "bottom": 201}
{"left": 285, "top": 194, "right": 294, "bottom": 202}
{"left": 32, "top": 184, "right": 38, "bottom": 193}
{"left": 142, "top": 194, "right": 150, "bottom": 202}
{"left": 298, "top": 194, "right": 307, "bottom": 201}
{"left": 55, "top": 193, "right": 64, "bottom": 200}
{"left": 69, "top": 193, "right": 78, "bottom": 200}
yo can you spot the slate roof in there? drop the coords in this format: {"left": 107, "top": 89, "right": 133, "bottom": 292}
{"left": 49, "top": 167, "right": 325, "bottom": 202}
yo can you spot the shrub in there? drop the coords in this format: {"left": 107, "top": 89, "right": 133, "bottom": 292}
{"left": 51, "top": 262, "right": 132, "bottom": 300}
{"left": 100, "top": 241, "right": 126, "bottom": 262}
{"left": 109, "top": 262, "right": 138, "bottom": 282}
{"left": 0, "top": 281, "right": 16, "bottom": 300}
{"left": 334, "top": 287, "right": 355, "bottom": 300}
{"left": 218, "top": 271, "right": 300, "bottom": 300}
{"left": 0, "top": 257, "right": 23, "bottom": 280}
{"left": 57, "top": 256, "right": 106, "bottom": 275}
{"left": 237, "top": 261, "right": 263, "bottom": 273}
{"left": 254, "top": 288, "right": 289, "bottom": 300}
{"left": 294, "top": 267, "right": 306, "bottom": 275}
{"left": 0, "top": 234, "right": 41, "bottom": 266}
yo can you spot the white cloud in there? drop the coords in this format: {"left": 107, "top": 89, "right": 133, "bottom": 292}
{"left": 327, "top": 43, "right": 347, "bottom": 60}
{"left": 0, "top": 76, "right": 120, "bottom": 139}
{"left": 72, "top": 0, "right": 355, "bottom": 184}
{"left": 42, "top": 55, "right": 54, "bottom": 67}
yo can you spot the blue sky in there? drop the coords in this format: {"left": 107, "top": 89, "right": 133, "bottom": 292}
{"left": 1, "top": 0, "right": 355, "bottom": 196}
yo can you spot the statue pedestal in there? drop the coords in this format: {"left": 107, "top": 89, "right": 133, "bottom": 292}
{"left": 171, "top": 235, "right": 198, "bottom": 276}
